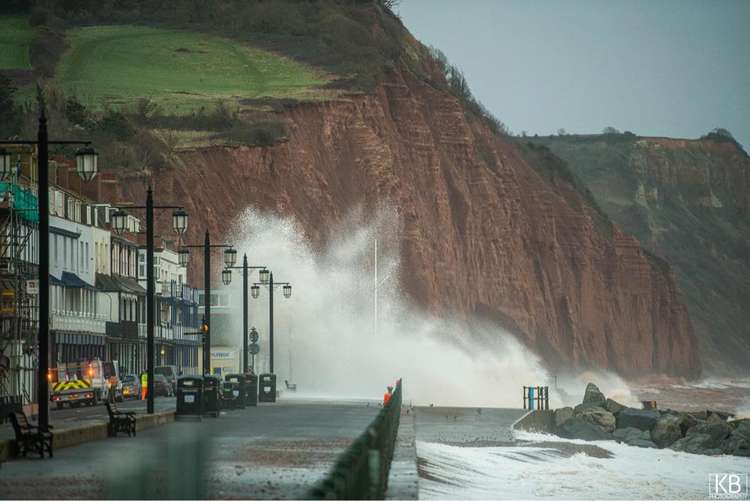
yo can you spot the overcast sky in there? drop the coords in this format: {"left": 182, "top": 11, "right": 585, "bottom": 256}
{"left": 397, "top": 0, "right": 750, "bottom": 148}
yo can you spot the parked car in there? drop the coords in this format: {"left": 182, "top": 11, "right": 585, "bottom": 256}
{"left": 155, "top": 365, "right": 180, "bottom": 390}
{"left": 120, "top": 374, "right": 140, "bottom": 399}
{"left": 154, "top": 374, "right": 174, "bottom": 397}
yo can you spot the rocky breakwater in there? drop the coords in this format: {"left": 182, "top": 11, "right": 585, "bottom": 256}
{"left": 517, "top": 383, "right": 750, "bottom": 457}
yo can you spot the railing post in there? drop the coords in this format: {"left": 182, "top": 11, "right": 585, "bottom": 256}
{"left": 523, "top": 386, "right": 527, "bottom": 410}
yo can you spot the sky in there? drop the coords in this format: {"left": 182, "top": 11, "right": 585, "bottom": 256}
{"left": 397, "top": 0, "right": 750, "bottom": 148}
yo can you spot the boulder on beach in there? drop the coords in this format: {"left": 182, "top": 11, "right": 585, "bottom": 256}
{"left": 557, "top": 417, "right": 613, "bottom": 441}
{"left": 616, "top": 408, "right": 660, "bottom": 432}
{"left": 722, "top": 430, "right": 750, "bottom": 457}
{"left": 576, "top": 406, "right": 616, "bottom": 433}
{"left": 605, "top": 398, "right": 626, "bottom": 415}
{"left": 670, "top": 422, "right": 732, "bottom": 455}
{"left": 731, "top": 418, "right": 750, "bottom": 439}
{"left": 651, "top": 414, "right": 686, "bottom": 448}
{"left": 582, "top": 383, "right": 606, "bottom": 407}
{"left": 613, "top": 427, "right": 657, "bottom": 448}
{"left": 554, "top": 407, "right": 574, "bottom": 430}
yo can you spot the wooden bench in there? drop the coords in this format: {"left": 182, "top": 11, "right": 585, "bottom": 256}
{"left": 9, "top": 411, "right": 53, "bottom": 458}
{"left": 105, "top": 401, "right": 136, "bottom": 437}
{"left": 284, "top": 380, "right": 297, "bottom": 391}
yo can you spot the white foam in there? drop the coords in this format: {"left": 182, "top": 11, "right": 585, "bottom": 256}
{"left": 417, "top": 434, "right": 750, "bottom": 499}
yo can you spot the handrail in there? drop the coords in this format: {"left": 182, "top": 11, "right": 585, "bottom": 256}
{"left": 309, "top": 379, "right": 402, "bottom": 500}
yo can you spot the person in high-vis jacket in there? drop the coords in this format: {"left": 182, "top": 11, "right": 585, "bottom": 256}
{"left": 140, "top": 372, "right": 148, "bottom": 400}
{"left": 383, "top": 385, "right": 393, "bottom": 406}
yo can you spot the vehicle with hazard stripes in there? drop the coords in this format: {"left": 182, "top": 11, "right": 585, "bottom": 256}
{"left": 48, "top": 358, "right": 122, "bottom": 408}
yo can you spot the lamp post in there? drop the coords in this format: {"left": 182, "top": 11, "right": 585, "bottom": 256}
{"left": 111, "top": 188, "right": 187, "bottom": 414}
{"left": 180, "top": 231, "right": 235, "bottom": 375}
{"left": 0, "top": 89, "right": 99, "bottom": 430}
{"left": 225, "top": 254, "right": 267, "bottom": 373}
{"left": 252, "top": 272, "right": 291, "bottom": 374}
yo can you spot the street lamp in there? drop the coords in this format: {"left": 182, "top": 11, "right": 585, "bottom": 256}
{"left": 75, "top": 147, "right": 98, "bottom": 182}
{"left": 225, "top": 254, "right": 268, "bottom": 372}
{"left": 178, "top": 248, "right": 190, "bottom": 267}
{"left": 182, "top": 231, "right": 234, "bottom": 375}
{"left": 251, "top": 285, "right": 260, "bottom": 299}
{"left": 252, "top": 272, "right": 292, "bottom": 374}
{"left": 0, "top": 88, "right": 98, "bottom": 430}
{"left": 221, "top": 268, "right": 232, "bottom": 286}
{"left": 172, "top": 209, "right": 188, "bottom": 235}
{"left": 224, "top": 247, "right": 237, "bottom": 268}
{"left": 112, "top": 188, "right": 187, "bottom": 414}
{"left": 111, "top": 209, "right": 128, "bottom": 235}
{"left": 259, "top": 268, "right": 270, "bottom": 285}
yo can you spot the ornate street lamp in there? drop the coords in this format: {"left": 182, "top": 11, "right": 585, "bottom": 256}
{"left": 251, "top": 272, "right": 291, "bottom": 375}
{"left": 0, "top": 148, "right": 12, "bottom": 181}
{"left": 259, "top": 268, "right": 270, "bottom": 285}
{"left": 223, "top": 247, "right": 237, "bottom": 268}
{"left": 251, "top": 284, "right": 260, "bottom": 299}
{"left": 178, "top": 248, "right": 190, "bottom": 267}
{"left": 222, "top": 268, "right": 232, "bottom": 286}
{"left": 111, "top": 209, "right": 129, "bottom": 235}
{"left": 75, "top": 147, "right": 99, "bottom": 182}
{"left": 172, "top": 209, "right": 188, "bottom": 235}
{"left": 283, "top": 284, "right": 292, "bottom": 299}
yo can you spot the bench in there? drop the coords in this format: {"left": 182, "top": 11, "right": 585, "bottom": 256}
{"left": 9, "top": 411, "right": 53, "bottom": 458}
{"left": 284, "top": 380, "right": 297, "bottom": 391}
{"left": 105, "top": 402, "right": 136, "bottom": 437}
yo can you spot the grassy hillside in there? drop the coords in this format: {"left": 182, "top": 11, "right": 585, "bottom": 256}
{"left": 56, "top": 25, "right": 330, "bottom": 113}
{"left": 0, "top": 16, "right": 32, "bottom": 69}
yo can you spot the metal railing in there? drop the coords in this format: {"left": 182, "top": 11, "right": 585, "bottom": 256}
{"left": 309, "top": 379, "right": 402, "bottom": 500}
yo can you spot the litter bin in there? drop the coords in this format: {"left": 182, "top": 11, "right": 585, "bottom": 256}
{"left": 245, "top": 373, "right": 258, "bottom": 407}
{"left": 176, "top": 376, "right": 203, "bottom": 416}
{"left": 258, "top": 373, "right": 276, "bottom": 403}
{"left": 220, "top": 381, "right": 241, "bottom": 410}
{"left": 202, "top": 375, "right": 220, "bottom": 417}
{"left": 225, "top": 374, "right": 246, "bottom": 408}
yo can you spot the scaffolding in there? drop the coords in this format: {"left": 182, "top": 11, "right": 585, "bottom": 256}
{"left": 0, "top": 148, "right": 39, "bottom": 404}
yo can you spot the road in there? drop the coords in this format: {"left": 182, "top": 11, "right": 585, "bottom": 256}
{"left": 0, "top": 398, "right": 380, "bottom": 499}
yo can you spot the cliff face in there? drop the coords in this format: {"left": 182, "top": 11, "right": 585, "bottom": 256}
{"left": 532, "top": 135, "right": 750, "bottom": 375}
{"left": 117, "top": 70, "right": 700, "bottom": 378}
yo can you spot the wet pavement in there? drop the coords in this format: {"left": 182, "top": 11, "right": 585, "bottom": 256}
{"left": 0, "top": 398, "right": 380, "bottom": 499}
{"left": 0, "top": 396, "right": 176, "bottom": 441}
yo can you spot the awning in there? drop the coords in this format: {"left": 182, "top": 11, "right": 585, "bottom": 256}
{"left": 50, "top": 274, "right": 65, "bottom": 286}
{"left": 61, "top": 272, "right": 94, "bottom": 289}
{"left": 95, "top": 273, "right": 145, "bottom": 295}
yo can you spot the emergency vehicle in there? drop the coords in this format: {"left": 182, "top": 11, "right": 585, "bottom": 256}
{"left": 49, "top": 358, "right": 122, "bottom": 408}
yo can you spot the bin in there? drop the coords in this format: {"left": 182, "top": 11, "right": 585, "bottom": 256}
{"left": 258, "top": 373, "right": 276, "bottom": 403}
{"left": 225, "top": 374, "right": 246, "bottom": 408}
{"left": 220, "top": 381, "right": 241, "bottom": 410}
{"left": 176, "top": 377, "right": 203, "bottom": 416}
{"left": 202, "top": 375, "right": 220, "bottom": 417}
{"left": 245, "top": 373, "right": 258, "bottom": 407}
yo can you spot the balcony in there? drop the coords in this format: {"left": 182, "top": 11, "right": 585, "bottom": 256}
{"left": 50, "top": 310, "right": 106, "bottom": 334}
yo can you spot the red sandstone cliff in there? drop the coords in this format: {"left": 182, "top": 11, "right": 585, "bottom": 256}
{"left": 114, "top": 68, "right": 701, "bottom": 378}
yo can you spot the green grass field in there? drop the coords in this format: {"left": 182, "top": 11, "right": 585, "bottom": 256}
{"left": 0, "top": 16, "right": 33, "bottom": 70}
{"left": 56, "top": 25, "right": 330, "bottom": 112}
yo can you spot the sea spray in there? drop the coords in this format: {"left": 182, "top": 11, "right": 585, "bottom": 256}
{"left": 218, "top": 208, "right": 553, "bottom": 408}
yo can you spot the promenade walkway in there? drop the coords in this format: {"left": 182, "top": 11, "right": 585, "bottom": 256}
{"left": 0, "top": 398, "right": 380, "bottom": 499}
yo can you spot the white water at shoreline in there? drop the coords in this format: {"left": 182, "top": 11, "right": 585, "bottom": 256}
{"left": 418, "top": 431, "right": 750, "bottom": 499}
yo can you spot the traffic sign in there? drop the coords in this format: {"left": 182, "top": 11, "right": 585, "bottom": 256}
{"left": 26, "top": 280, "right": 39, "bottom": 295}
{"left": 249, "top": 330, "right": 259, "bottom": 343}
{"left": 249, "top": 343, "right": 260, "bottom": 355}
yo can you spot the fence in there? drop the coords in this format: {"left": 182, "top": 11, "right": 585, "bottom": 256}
{"left": 523, "top": 385, "right": 550, "bottom": 410}
{"left": 309, "top": 379, "right": 402, "bottom": 500}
